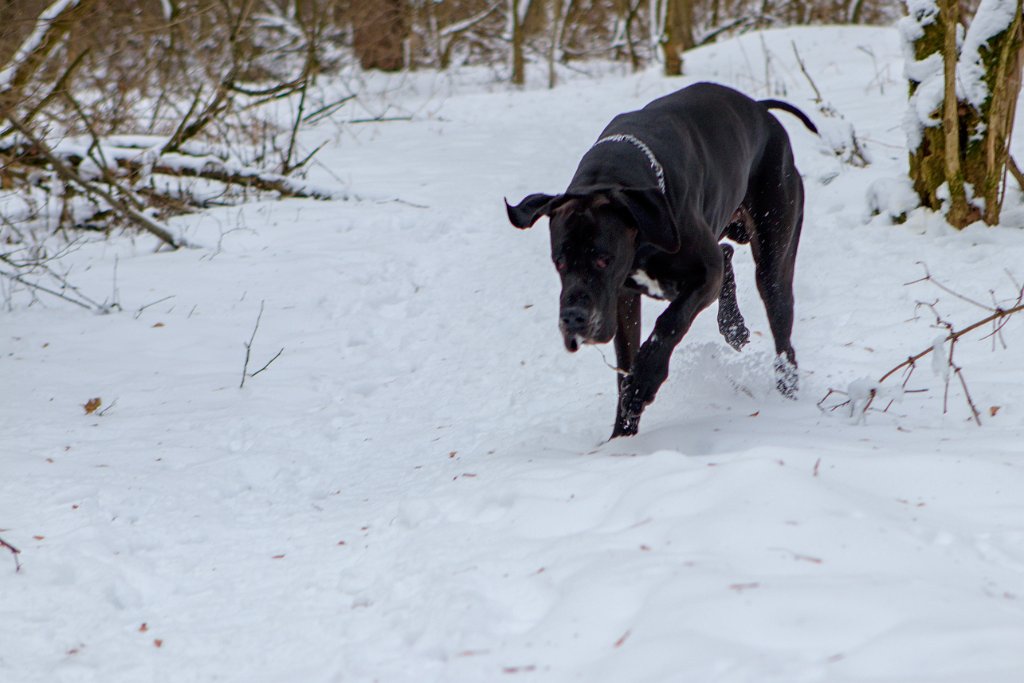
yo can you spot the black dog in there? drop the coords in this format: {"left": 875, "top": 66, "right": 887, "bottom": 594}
{"left": 506, "top": 82, "right": 817, "bottom": 438}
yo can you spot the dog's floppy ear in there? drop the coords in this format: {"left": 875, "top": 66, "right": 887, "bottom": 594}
{"left": 613, "top": 188, "right": 680, "bottom": 253}
{"left": 505, "top": 193, "right": 563, "bottom": 229}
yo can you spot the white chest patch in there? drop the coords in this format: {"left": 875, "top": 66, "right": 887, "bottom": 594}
{"left": 627, "top": 270, "right": 668, "bottom": 299}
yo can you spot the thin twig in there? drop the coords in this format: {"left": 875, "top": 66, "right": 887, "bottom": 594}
{"left": 134, "top": 295, "right": 175, "bottom": 319}
{"left": 347, "top": 116, "right": 414, "bottom": 125}
{"left": 0, "top": 536, "right": 21, "bottom": 573}
{"left": 247, "top": 347, "right": 284, "bottom": 379}
{"left": 906, "top": 262, "right": 991, "bottom": 310}
{"left": 240, "top": 299, "right": 265, "bottom": 388}
{"left": 302, "top": 94, "right": 356, "bottom": 124}
{"left": 0, "top": 267, "right": 96, "bottom": 310}
{"left": 791, "top": 41, "right": 823, "bottom": 104}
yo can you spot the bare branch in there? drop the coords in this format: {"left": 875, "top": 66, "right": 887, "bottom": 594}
{"left": 0, "top": 0, "right": 96, "bottom": 110}
{"left": 791, "top": 41, "right": 822, "bottom": 104}
{"left": 823, "top": 268, "right": 1024, "bottom": 425}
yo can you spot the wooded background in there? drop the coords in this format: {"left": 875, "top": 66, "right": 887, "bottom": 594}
{"left": 0, "top": 0, "right": 1019, "bottom": 281}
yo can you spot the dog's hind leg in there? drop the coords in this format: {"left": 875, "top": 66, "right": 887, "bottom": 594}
{"left": 717, "top": 243, "right": 749, "bottom": 351}
{"left": 749, "top": 201, "right": 801, "bottom": 397}
{"left": 747, "top": 149, "right": 803, "bottom": 397}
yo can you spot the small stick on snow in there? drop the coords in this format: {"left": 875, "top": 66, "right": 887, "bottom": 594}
{"left": 240, "top": 300, "right": 265, "bottom": 389}
{"left": 134, "top": 295, "right": 175, "bottom": 320}
{"left": 240, "top": 300, "right": 284, "bottom": 388}
{"left": 0, "top": 536, "right": 22, "bottom": 573}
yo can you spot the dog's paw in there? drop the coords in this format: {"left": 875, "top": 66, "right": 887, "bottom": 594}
{"left": 610, "top": 417, "right": 639, "bottom": 439}
{"left": 774, "top": 354, "right": 799, "bottom": 398}
{"left": 722, "top": 322, "right": 750, "bottom": 352}
{"left": 616, "top": 375, "right": 657, "bottom": 433}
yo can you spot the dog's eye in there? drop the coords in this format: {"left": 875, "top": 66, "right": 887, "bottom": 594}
{"left": 554, "top": 257, "right": 568, "bottom": 272}
{"left": 593, "top": 255, "right": 610, "bottom": 270}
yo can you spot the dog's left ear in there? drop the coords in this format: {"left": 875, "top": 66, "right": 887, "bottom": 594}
{"left": 613, "top": 188, "right": 681, "bottom": 253}
{"left": 505, "top": 193, "right": 562, "bottom": 229}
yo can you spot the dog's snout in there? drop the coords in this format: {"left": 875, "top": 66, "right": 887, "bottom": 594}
{"left": 560, "top": 306, "right": 590, "bottom": 333}
{"left": 562, "top": 289, "right": 591, "bottom": 309}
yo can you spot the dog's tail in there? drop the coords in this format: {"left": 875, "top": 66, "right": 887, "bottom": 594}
{"left": 759, "top": 99, "right": 819, "bottom": 135}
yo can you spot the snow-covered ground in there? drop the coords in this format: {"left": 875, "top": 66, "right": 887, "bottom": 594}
{"left": 3, "top": 26, "right": 1024, "bottom": 683}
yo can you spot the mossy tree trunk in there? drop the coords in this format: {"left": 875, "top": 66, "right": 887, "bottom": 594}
{"left": 906, "top": 0, "right": 1024, "bottom": 229}
{"left": 961, "top": 1, "right": 1024, "bottom": 225}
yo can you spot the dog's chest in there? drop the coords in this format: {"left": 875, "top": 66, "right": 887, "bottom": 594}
{"left": 625, "top": 269, "right": 676, "bottom": 300}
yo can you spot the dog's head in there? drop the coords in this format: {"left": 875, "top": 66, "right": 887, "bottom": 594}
{"left": 506, "top": 188, "right": 679, "bottom": 352}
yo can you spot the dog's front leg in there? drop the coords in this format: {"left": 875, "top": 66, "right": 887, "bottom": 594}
{"left": 614, "top": 273, "right": 722, "bottom": 437}
{"left": 611, "top": 291, "right": 641, "bottom": 439}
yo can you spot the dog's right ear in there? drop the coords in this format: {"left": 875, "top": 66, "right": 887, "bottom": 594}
{"left": 505, "top": 193, "right": 562, "bottom": 229}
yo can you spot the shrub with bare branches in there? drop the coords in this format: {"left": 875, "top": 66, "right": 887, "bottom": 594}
{"left": 0, "top": 0, "right": 349, "bottom": 306}
{"left": 820, "top": 264, "right": 1024, "bottom": 425}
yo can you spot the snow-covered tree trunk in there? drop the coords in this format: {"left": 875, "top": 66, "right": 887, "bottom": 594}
{"left": 902, "top": 0, "right": 1024, "bottom": 228}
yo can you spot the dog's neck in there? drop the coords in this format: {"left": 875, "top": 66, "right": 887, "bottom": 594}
{"left": 591, "top": 134, "right": 666, "bottom": 194}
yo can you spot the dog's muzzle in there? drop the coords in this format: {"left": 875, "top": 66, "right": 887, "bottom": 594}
{"left": 560, "top": 306, "right": 603, "bottom": 352}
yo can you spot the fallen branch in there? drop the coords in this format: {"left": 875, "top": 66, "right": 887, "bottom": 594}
{"left": 2, "top": 136, "right": 334, "bottom": 201}
{"left": 0, "top": 108, "right": 186, "bottom": 249}
{"left": 145, "top": 156, "right": 333, "bottom": 199}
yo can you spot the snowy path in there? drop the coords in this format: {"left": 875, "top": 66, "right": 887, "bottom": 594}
{"left": 2, "top": 27, "right": 1024, "bottom": 682}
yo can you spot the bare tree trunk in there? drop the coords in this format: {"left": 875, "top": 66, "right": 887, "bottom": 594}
{"left": 353, "top": 0, "right": 408, "bottom": 72}
{"left": 510, "top": 0, "right": 526, "bottom": 84}
{"left": 660, "top": 0, "right": 693, "bottom": 76}
{"left": 547, "top": 0, "right": 573, "bottom": 88}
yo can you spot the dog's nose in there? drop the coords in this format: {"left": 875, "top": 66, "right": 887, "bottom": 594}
{"left": 560, "top": 306, "right": 589, "bottom": 333}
